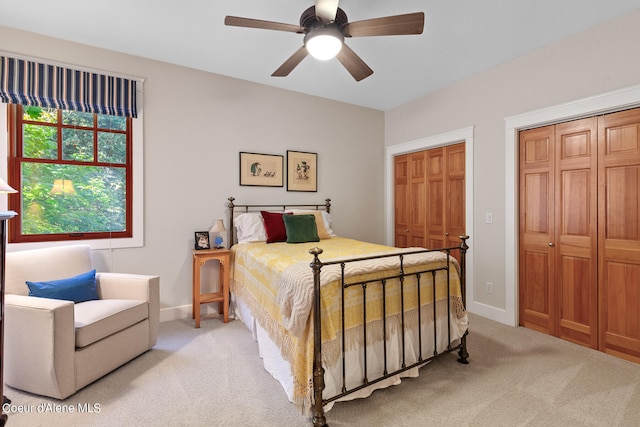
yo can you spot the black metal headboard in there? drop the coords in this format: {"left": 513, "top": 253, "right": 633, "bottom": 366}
{"left": 227, "top": 196, "right": 331, "bottom": 246}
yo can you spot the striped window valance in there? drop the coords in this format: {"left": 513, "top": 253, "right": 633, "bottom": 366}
{"left": 0, "top": 56, "right": 137, "bottom": 118}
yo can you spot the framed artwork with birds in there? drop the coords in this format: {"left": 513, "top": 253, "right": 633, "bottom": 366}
{"left": 239, "top": 152, "right": 284, "bottom": 187}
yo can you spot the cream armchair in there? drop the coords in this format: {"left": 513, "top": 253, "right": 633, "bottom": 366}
{"left": 4, "top": 245, "right": 160, "bottom": 399}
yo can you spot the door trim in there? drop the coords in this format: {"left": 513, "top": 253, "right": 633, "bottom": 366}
{"left": 505, "top": 83, "right": 640, "bottom": 327}
{"left": 385, "top": 126, "right": 474, "bottom": 312}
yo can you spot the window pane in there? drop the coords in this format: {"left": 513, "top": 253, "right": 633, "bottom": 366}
{"left": 98, "top": 132, "right": 126, "bottom": 164}
{"left": 62, "top": 110, "right": 94, "bottom": 127}
{"left": 22, "top": 106, "right": 57, "bottom": 123}
{"left": 23, "top": 124, "right": 57, "bottom": 159}
{"left": 21, "top": 162, "right": 126, "bottom": 234}
{"left": 62, "top": 128, "right": 94, "bottom": 161}
{"left": 10, "top": 105, "right": 133, "bottom": 243}
{"left": 97, "top": 114, "right": 126, "bottom": 131}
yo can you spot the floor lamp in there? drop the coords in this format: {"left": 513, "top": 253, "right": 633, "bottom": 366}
{"left": 0, "top": 177, "right": 17, "bottom": 426}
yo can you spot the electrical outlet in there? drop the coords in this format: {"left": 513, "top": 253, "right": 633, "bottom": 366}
{"left": 485, "top": 281, "right": 493, "bottom": 294}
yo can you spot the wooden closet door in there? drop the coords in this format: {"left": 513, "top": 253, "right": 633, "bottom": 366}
{"left": 394, "top": 154, "right": 409, "bottom": 247}
{"left": 425, "top": 144, "right": 466, "bottom": 254}
{"left": 519, "top": 126, "right": 556, "bottom": 334}
{"left": 426, "top": 148, "right": 445, "bottom": 249}
{"left": 598, "top": 108, "right": 640, "bottom": 362}
{"left": 519, "top": 120, "right": 598, "bottom": 346}
{"left": 395, "top": 144, "right": 465, "bottom": 251}
{"left": 555, "top": 118, "right": 598, "bottom": 348}
{"left": 445, "top": 143, "right": 466, "bottom": 251}
{"left": 394, "top": 152, "right": 427, "bottom": 248}
{"left": 408, "top": 151, "right": 427, "bottom": 247}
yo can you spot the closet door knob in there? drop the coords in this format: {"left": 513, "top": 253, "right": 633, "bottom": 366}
{"left": 548, "top": 242, "right": 555, "bottom": 247}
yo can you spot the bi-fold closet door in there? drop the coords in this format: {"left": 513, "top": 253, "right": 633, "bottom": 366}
{"left": 394, "top": 143, "right": 466, "bottom": 256}
{"left": 519, "top": 108, "right": 640, "bottom": 363}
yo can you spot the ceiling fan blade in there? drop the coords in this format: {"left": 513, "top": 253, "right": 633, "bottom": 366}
{"left": 272, "top": 46, "right": 309, "bottom": 77}
{"left": 336, "top": 44, "right": 373, "bottom": 82}
{"left": 225, "top": 16, "right": 304, "bottom": 33}
{"left": 315, "top": 0, "right": 339, "bottom": 23}
{"left": 342, "top": 12, "right": 425, "bottom": 37}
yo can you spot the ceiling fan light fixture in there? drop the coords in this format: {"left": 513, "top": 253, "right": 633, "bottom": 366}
{"left": 226, "top": 6, "right": 424, "bottom": 81}
{"left": 304, "top": 26, "right": 344, "bottom": 60}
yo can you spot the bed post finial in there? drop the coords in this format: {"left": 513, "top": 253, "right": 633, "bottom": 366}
{"left": 309, "top": 247, "right": 323, "bottom": 257}
{"left": 459, "top": 234, "right": 469, "bottom": 252}
{"left": 228, "top": 197, "right": 235, "bottom": 209}
{"left": 325, "top": 199, "right": 331, "bottom": 214}
{"left": 309, "top": 247, "right": 327, "bottom": 427}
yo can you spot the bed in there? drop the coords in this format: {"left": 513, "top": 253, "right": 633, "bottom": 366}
{"left": 227, "top": 197, "right": 469, "bottom": 426}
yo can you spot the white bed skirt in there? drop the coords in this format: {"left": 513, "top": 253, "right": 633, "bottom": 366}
{"left": 233, "top": 292, "right": 468, "bottom": 414}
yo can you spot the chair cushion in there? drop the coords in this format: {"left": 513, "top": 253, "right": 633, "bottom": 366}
{"left": 74, "top": 299, "right": 148, "bottom": 348}
{"left": 6, "top": 245, "right": 94, "bottom": 296}
{"left": 26, "top": 269, "right": 98, "bottom": 303}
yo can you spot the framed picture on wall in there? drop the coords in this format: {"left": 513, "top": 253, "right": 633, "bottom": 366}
{"left": 287, "top": 150, "right": 317, "bottom": 192}
{"left": 194, "top": 231, "right": 210, "bottom": 250}
{"left": 239, "top": 152, "right": 284, "bottom": 187}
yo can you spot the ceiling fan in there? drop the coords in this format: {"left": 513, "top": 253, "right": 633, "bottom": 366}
{"left": 224, "top": 0, "right": 425, "bottom": 81}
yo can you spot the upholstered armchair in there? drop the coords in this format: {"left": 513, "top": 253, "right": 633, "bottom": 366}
{"left": 3, "top": 245, "right": 160, "bottom": 399}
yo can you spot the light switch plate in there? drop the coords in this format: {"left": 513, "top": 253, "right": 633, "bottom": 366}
{"left": 485, "top": 212, "right": 493, "bottom": 224}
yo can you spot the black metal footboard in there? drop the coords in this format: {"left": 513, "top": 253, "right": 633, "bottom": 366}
{"left": 310, "top": 237, "right": 470, "bottom": 427}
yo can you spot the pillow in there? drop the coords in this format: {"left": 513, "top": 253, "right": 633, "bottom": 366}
{"left": 287, "top": 209, "right": 336, "bottom": 237}
{"left": 290, "top": 210, "right": 331, "bottom": 239}
{"left": 261, "top": 211, "right": 291, "bottom": 243}
{"left": 321, "top": 211, "right": 336, "bottom": 236}
{"left": 283, "top": 214, "right": 320, "bottom": 244}
{"left": 26, "top": 269, "right": 98, "bottom": 303}
{"left": 234, "top": 212, "right": 267, "bottom": 244}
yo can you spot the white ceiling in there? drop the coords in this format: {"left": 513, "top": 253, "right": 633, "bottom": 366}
{"left": 2, "top": 1, "right": 640, "bottom": 111}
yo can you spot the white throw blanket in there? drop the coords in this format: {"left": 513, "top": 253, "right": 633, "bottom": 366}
{"left": 276, "top": 249, "right": 454, "bottom": 338}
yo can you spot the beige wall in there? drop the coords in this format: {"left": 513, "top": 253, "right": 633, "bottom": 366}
{"left": 385, "top": 9, "right": 640, "bottom": 324}
{"left": 5, "top": 7, "right": 640, "bottom": 325}
{"left": 0, "top": 26, "right": 384, "bottom": 319}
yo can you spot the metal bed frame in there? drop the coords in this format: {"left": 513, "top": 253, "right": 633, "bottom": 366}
{"left": 227, "top": 197, "right": 469, "bottom": 427}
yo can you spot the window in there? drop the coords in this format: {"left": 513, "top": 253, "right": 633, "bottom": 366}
{"left": 7, "top": 104, "right": 132, "bottom": 243}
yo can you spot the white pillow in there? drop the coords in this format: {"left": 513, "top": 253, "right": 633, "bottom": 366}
{"left": 234, "top": 213, "right": 267, "bottom": 244}
{"left": 287, "top": 209, "right": 336, "bottom": 237}
{"left": 321, "top": 211, "right": 335, "bottom": 237}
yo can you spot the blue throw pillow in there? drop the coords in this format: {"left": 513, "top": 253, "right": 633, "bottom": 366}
{"left": 26, "top": 269, "right": 99, "bottom": 303}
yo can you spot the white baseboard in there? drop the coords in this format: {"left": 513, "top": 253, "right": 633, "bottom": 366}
{"left": 160, "top": 304, "right": 221, "bottom": 323}
{"left": 467, "top": 301, "right": 515, "bottom": 327}
{"left": 163, "top": 302, "right": 516, "bottom": 327}
{"left": 160, "top": 305, "right": 190, "bottom": 322}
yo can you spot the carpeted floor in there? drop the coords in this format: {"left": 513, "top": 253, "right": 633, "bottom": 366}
{"left": 4, "top": 313, "right": 640, "bottom": 426}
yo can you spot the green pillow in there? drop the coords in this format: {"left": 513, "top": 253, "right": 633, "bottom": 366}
{"left": 283, "top": 214, "right": 320, "bottom": 244}
{"left": 26, "top": 269, "right": 99, "bottom": 303}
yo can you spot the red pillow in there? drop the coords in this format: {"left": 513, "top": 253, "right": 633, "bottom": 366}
{"left": 260, "top": 211, "right": 291, "bottom": 243}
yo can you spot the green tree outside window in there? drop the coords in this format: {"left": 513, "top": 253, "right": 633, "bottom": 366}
{"left": 10, "top": 105, "right": 131, "bottom": 241}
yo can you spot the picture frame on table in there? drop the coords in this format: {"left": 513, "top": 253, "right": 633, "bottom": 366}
{"left": 287, "top": 150, "right": 317, "bottom": 192}
{"left": 194, "top": 231, "right": 210, "bottom": 250}
{"left": 239, "top": 152, "right": 284, "bottom": 187}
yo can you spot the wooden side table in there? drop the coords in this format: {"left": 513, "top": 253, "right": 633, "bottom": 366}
{"left": 192, "top": 248, "right": 231, "bottom": 328}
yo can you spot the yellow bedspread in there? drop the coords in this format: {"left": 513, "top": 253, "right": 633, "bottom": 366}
{"left": 230, "top": 237, "right": 465, "bottom": 413}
